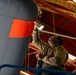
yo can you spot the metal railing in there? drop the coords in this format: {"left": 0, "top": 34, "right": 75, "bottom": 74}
{"left": 0, "top": 64, "right": 76, "bottom": 75}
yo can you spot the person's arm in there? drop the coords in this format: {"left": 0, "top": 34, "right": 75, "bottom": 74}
{"left": 32, "top": 22, "right": 47, "bottom": 53}
{"left": 42, "top": 47, "right": 68, "bottom": 66}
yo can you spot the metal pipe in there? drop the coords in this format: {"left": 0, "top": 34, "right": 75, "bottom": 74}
{"left": 39, "top": 30, "right": 76, "bottom": 40}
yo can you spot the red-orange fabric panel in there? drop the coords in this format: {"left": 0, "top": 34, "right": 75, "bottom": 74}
{"left": 9, "top": 19, "right": 34, "bottom": 38}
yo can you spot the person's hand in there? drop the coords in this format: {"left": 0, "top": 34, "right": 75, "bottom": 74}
{"left": 42, "top": 56, "right": 47, "bottom": 62}
{"left": 36, "top": 54, "right": 42, "bottom": 60}
{"left": 34, "top": 21, "right": 41, "bottom": 30}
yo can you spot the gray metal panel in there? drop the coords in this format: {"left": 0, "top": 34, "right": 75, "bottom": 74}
{"left": 2, "top": 37, "right": 30, "bottom": 65}
{"left": 3, "top": 2, "right": 21, "bottom": 18}
{"left": 0, "top": 37, "right": 31, "bottom": 75}
{"left": 15, "top": 0, "right": 38, "bottom": 20}
{"left": 0, "top": 0, "right": 22, "bottom": 18}
{"left": 0, "top": 0, "right": 38, "bottom": 75}
{"left": 0, "top": 0, "right": 7, "bottom": 14}
{"left": 0, "top": 15, "right": 13, "bottom": 65}
{"left": 0, "top": 0, "right": 38, "bottom": 20}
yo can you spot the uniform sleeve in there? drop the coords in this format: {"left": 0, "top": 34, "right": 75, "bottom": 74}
{"left": 32, "top": 30, "right": 48, "bottom": 53}
{"left": 43, "top": 47, "right": 68, "bottom": 66}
